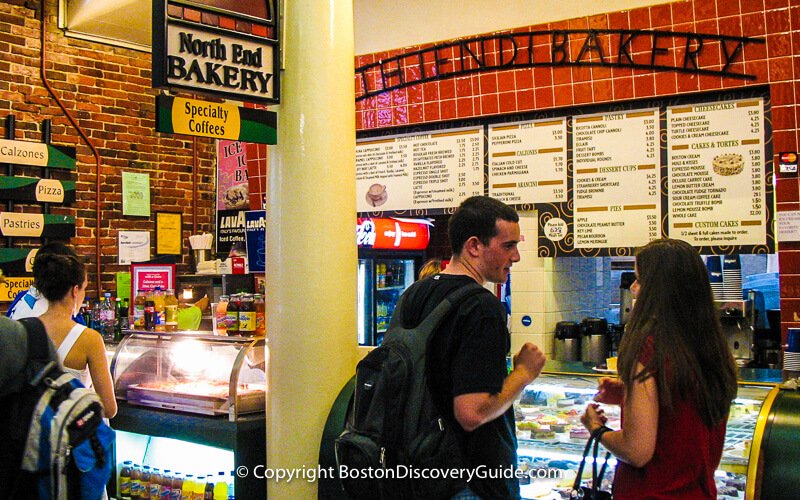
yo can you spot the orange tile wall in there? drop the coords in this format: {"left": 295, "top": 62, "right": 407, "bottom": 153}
{"left": 354, "top": 0, "right": 800, "bottom": 343}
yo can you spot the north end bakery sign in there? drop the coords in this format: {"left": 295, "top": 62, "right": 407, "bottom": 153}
{"left": 355, "top": 29, "right": 764, "bottom": 101}
{"left": 153, "top": 0, "right": 280, "bottom": 104}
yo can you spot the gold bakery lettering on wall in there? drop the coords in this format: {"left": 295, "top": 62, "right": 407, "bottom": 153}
{"left": 355, "top": 29, "right": 764, "bottom": 100}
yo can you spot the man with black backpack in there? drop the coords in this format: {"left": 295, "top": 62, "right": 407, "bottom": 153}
{"left": 337, "top": 196, "right": 546, "bottom": 499}
{"left": 400, "top": 196, "right": 545, "bottom": 499}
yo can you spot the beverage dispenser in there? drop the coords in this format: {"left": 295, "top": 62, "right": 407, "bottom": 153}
{"left": 554, "top": 321, "right": 580, "bottom": 361}
{"left": 716, "top": 298, "right": 754, "bottom": 365}
{"left": 619, "top": 271, "right": 636, "bottom": 325}
{"left": 580, "top": 317, "right": 609, "bottom": 366}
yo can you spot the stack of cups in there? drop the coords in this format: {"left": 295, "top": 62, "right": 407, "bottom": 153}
{"left": 722, "top": 255, "right": 743, "bottom": 301}
{"left": 706, "top": 256, "right": 723, "bottom": 300}
{"left": 784, "top": 328, "right": 800, "bottom": 372}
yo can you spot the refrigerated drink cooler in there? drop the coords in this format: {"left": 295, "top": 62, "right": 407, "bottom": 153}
{"left": 357, "top": 254, "right": 420, "bottom": 345}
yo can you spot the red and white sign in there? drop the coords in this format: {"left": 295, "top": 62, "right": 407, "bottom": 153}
{"left": 356, "top": 218, "right": 430, "bottom": 250}
{"left": 130, "top": 264, "right": 176, "bottom": 298}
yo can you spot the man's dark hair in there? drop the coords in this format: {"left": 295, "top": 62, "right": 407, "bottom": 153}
{"left": 448, "top": 196, "right": 519, "bottom": 255}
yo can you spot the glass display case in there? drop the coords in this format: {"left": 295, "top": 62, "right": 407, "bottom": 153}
{"left": 111, "top": 333, "right": 266, "bottom": 420}
{"left": 109, "top": 333, "right": 267, "bottom": 499}
{"left": 514, "top": 368, "right": 773, "bottom": 500}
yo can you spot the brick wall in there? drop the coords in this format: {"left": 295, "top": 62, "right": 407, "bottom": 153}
{"left": 354, "top": 0, "right": 800, "bottom": 343}
{"left": 0, "top": 0, "right": 217, "bottom": 296}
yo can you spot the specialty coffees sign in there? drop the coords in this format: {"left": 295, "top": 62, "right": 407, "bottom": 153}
{"left": 155, "top": 95, "right": 277, "bottom": 144}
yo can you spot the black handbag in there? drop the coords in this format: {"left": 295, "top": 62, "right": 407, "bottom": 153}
{"left": 570, "top": 428, "right": 613, "bottom": 499}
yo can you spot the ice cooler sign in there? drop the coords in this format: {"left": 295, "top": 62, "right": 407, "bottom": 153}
{"left": 356, "top": 218, "right": 430, "bottom": 250}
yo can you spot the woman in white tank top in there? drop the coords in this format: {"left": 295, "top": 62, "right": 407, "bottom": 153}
{"left": 33, "top": 245, "right": 117, "bottom": 419}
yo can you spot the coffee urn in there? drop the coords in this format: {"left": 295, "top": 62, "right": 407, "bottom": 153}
{"left": 580, "top": 317, "right": 609, "bottom": 366}
{"left": 619, "top": 271, "right": 636, "bottom": 325}
{"left": 554, "top": 321, "right": 580, "bottom": 361}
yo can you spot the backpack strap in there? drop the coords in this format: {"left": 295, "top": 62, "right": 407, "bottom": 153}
{"left": 18, "top": 317, "right": 58, "bottom": 386}
{"left": 389, "top": 282, "right": 490, "bottom": 354}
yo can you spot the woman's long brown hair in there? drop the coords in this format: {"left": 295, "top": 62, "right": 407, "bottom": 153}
{"left": 618, "top": 239, "right": 738, "bottom": 427}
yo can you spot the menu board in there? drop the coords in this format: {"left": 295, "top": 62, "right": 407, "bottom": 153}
{"left": 571, "top": 109, "right": 661, "bottom": 248}
{"left": 356, "top": 127, "right": 483, "bottom": 212}
{"left": 488, "top": 118, "right": 567, "bottom": 204}
{"left": 667, "top": 98, "right": 765, "bottom": 246}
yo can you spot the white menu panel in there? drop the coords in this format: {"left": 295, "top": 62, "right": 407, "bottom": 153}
{"left": 572, "top": 109, "right": 661, "bottom": 248}
{"left": 356, "top": 127, "right": 483, "bottom": 212}
{"left": 667, "top": 98, "right": 765, "bottom": 246}
{"left": 488, "top": 118, "right": 567, "bottom": 204}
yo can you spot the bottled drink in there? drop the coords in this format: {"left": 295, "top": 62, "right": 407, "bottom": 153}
{"left": 226, "top": 295, "right": 240, "bottom": 336}
{"left": 238, "top": 294, "right": 256, "bottom": 336}
{"left": 164, "top": 289, "right": 179, "bottom": 332}
{"left": 119, "top": 298, "right": 130, "bottom": 339}
{"left": 254, "top": 294, "right": 265, "bottom": 337}
{"left": 159, "top": 470, "right": 172, "bottom": 499}
{"left": 141, "top": 466, "right": 152, "bottom": 500}
{"left": 101, "top": 292, "right": 116, "bottom": 341}
{"left": 114, "top": 298, "right": 123, "bottom": 340}
{"left": 170, "top": 472, "right": 183, "bottom": 500}
{"left": 134, "top": 289, "right": 146, "bottom": 329}
{"left": 119, "top": 460, "right": 133, "bottom": 500}
{"left": 215, "top": 296, "right": 229, "bottom": 335}
{"left": 226, "top": 470, "right": 234, "bottom": 500}
{"left": 80, "top": 300, "right": 92, "bottom": 327}
{"left": 204, "top": 478, "right": 214, "bottom": 500}
{"left": 212, "top": 472, "right": 227, "bottom": 500}
{"left": 385, "top": 264, "right": 394, "bottom": 286}
{"left": 192, "top": 475, "right": 206, "bottom": 500}
{"left": 131, "top": 464, "right": 143, "bottom": 500}
{"left": 181, "top": 474, "right": 195, "bottom": 500}
{"left": 153, "top": 287, "right": 166, "bottom": 332}
{"left": 150, "top": 468, "right": 162, "bottom": 499}
{"left": 144, "top": 295, "right": 156, "bottom": 332}
{"left": 91, "top": 297, "right": 103, "bottom": 334}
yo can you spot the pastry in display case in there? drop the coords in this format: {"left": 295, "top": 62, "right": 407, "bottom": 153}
{"left": 514, "top": 372, "right": 772, "bottom": 500}
{"left": 111, "top": 333, "right": 266, "bottom": 420}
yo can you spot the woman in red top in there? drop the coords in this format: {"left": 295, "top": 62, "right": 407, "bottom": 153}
{"left": 581, "top": 238, "right": 738, "bottom": 499}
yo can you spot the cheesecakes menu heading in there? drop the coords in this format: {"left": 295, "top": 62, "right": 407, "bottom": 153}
{"left": 356, "top": 96, "right": 772, "bottom": 255}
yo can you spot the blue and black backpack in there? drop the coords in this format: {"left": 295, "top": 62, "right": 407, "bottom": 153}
{"left": 0, "top": 317, "right": 115, "bottom": 500}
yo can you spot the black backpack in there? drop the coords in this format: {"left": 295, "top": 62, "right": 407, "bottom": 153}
{"left": 0, "top": 317, "right": 115, "bottom": 500}
{"left": 335, "top": 282, "right": 490, "bottom": 499}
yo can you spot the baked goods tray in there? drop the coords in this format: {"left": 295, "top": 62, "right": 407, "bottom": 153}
{"left": 126, "top": 383, "right": 265, "bottom": 416}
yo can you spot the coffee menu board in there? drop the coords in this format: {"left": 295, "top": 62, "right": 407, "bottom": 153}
{"left": 572, "top": 109, "right": 661, "bottom": 249}
{"left": 356, "top": 126, "right": 483, "bottom": 212}
{"left": 667, "top": 98, "right": 766, "bottom": 247}
{"left": 488, "top": 118, "right": 567, "bottom": 204}
{"left": 355, "top": 90, "right": 772, "bottom": 256}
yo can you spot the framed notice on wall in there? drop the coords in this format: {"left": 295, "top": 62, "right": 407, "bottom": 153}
{"left": 130, "top": 264, "right": 176, "bottom": 299}
{"left": 156, "top": 211, "right": 182, "bottom": 255}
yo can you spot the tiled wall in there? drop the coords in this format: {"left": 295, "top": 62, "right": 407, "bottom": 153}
{"left": 355, "top": 0, "right": 800, "bottom": 344}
